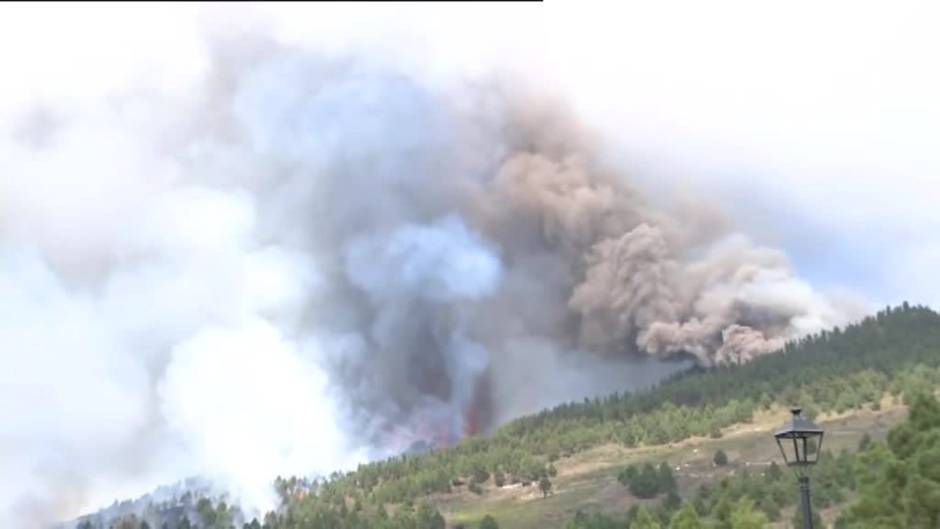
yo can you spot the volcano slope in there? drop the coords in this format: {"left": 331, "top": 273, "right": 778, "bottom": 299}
{"left": 76, "top": 304, "right": 940, "bottom": 529}
{"left": 438, "top": 397, "right": 908, "bottom": 529}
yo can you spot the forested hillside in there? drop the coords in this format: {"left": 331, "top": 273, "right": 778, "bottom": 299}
{"left": 76, "top": 304, "right": 940, "bottom": 529}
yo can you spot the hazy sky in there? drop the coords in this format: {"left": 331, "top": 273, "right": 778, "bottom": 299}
{"left": 4, "top": 1, "right": 936, "bottom": 305}
{"left": 1, "top": 1, "right": 939, "bottom": 524}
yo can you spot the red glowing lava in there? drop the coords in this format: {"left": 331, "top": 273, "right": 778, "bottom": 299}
{"left": 464, "top": 402, "right": 479, "bottom": 436}
{"left": 463, "top": 373, "right": 492, "bottom": 437}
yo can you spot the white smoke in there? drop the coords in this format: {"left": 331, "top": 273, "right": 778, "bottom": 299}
{"left": 0, "top": 48, "right": 362, "bottom": 526}
{"left": 344, "top": 215, "right": 502, "bottom": 304}
{"left": 160, "top": 320, "right": 350, "bottom": 513}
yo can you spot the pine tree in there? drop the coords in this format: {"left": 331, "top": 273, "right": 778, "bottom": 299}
{"left": 630, "top": 506, "right": 663, "bottom": 529}
{"left": 729, "top": 498, "right": 769, "bottom": 529}
{"left": 658, "top": 462, "right": 677, "bottom": 492}
{"left": 539, "top": 476, "right": 553, "bottom": 498}
{"left": 416, "top": 502, "right": 445, "bottom": 529}
{"left": 714, "top": 449, "right": 729, "bottom": 466}
{"left": 480, "top": 514, "right": 500, "bottom": 529}
{"left": 669, "top": 502, "right": 702, "bottom": 529}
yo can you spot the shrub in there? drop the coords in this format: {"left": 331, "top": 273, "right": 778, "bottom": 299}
{"left": 713, "top": 449, "right": 729, "bottom": 466}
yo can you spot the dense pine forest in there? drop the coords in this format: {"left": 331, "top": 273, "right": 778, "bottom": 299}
{"left": 76, "top": 304, "right": 940, "bottom": 529}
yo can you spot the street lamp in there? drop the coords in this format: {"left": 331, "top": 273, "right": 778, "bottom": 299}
{"left": 774, "top": 407, "right": 824, "bottom": 529}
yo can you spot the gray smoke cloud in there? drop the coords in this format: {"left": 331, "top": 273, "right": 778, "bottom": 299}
{"left": 0, "top": 32, "right": 863, "bottom": 528}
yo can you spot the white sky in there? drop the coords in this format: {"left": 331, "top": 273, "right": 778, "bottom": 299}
{"left": 4, "top": 1, "right": 936, "bottom": 307}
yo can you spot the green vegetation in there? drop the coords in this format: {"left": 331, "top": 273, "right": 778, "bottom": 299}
{"left": 667, "top": 503, "right": 701, "bottom": 529}
{"left": 566, "top": 447, "right": 857, "bottom": 528}
{"left": 628, "top": 507, "right": 661, "bottom": 529}
{"left": 480, "top": 514, "right": 500, "bottom": 529}
{"left": 729, "top": 499, "right": 769, "bottom": 529}
{"left": 565, "top": 393, "right": 940, "bottom": 529}
{"left": 538, "top": 476, "right": 554, "bottom": 498}
{"left": 617, "top": 463, "right": 677, "bottom": 499}
{"left": 837, "top": 392, "right": 940, "bottom": 528}
{"left": 713, "top": 449, "right": 728, "bottom": 466}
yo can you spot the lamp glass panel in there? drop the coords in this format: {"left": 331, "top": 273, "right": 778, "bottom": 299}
{"left": 776, "top": 438, "right": 790, "bottom": 465}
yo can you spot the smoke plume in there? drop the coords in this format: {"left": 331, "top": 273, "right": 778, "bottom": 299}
{"left": 0, "top": 33, "right": 860, "bottom": 528}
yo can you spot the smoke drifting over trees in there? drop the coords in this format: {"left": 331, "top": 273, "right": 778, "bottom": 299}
{"left": 0, "top": 34, "right": 859, "bottom": 527}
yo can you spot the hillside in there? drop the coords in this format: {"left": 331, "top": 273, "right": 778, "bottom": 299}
{"left": 439, "top": 397, "right": 908, "bottom": 529}
{"left": 74, "top": 304, "right": 940, "bottom": 529}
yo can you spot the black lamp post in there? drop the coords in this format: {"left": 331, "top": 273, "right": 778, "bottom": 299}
{"left": 774, "top": 407, "right": 824, "bottom": 529}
